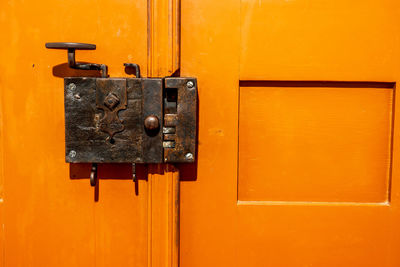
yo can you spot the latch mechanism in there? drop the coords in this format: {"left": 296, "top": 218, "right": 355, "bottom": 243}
{"left": 46, "top": 42, "right": 197, "bottom": 186}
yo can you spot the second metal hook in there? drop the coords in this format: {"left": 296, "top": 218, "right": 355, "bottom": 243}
{"left": 90, "top": 163, "right": 98, "bottom": 187}
{"left": 124, "top": 63, "right": 141, "bottom": 78}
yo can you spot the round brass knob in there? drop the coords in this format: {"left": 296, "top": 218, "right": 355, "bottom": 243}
{"left": 144, "top": 115, "right": 160, "bottom": 131}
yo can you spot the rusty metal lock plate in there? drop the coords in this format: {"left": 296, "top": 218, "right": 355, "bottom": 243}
{"left": 63, "top": 77, "right": 196, "bottom": 164}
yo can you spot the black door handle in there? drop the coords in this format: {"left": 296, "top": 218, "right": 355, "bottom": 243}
{"left": 45, "top": 42, "right": 108, "bottom": 77}
{"left": 45, "top": 42, "right": 96, "bottom": 50}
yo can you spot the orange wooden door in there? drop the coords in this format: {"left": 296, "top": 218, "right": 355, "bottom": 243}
{"left": 0, "top": 0, "right": 150, "bottom": 266}
{"left": 2, "top": 0, "right": 400, "bottom": 266}
{"left": 180, "top": 0, "right": 400, "bottom": 266}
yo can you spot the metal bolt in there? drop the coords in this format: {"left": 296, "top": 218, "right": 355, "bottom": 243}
{"left": 68, "top": 83, "right": 76, "bottom": 91}
{"left": 69, "top": 150, "right": 77, "bottom": 158}
{"left": 186, "top": 81, "right": 194, "bottom": 88}
{"left": 185, "top": 153, "right": 194, "bottom": 160}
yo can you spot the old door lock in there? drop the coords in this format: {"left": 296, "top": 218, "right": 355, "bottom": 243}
{"left": 46, "top": 42, "right": 197, "bottom": 186}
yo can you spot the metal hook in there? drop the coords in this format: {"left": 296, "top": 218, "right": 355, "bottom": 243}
{"left": 90, "top": 163, "right": 98, "bottom": 187}
{"left": 124, "top": 63, "right": 141, "bottom": 78}
{"left": 132, "top": 163, "right": 136, "bottom": 182}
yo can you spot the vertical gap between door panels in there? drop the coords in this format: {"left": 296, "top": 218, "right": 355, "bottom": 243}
{"left": 387, "top": 83, "right": 397, "bottom": 204}
{"left": 236, "top": 80, "right": 396, "bottom": 206}
{"left": 236, "top": 81, "right": 241, "bottom": 204}
{"left": 237, "top": 0, "right": 243, "bottom": 206}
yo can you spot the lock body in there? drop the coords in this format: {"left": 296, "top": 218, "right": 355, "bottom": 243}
{"left": 64, "top": 77, "right": 197, "bottom": 163}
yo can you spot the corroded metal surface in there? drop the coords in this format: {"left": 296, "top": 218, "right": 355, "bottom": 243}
{"left": 65, "top": 77, "right": 145, "bottom": 163}
{"left": 141, "top": 78, "right": 163, "bottom": 163}
{"left": 163, "top": 78, "right": 197, "bottom": 163}
{"left": 96, "top": 79, "right": 127, "bottom": 139}
{"left": 45, "top": 42, "right": 96, "bottom": 50}
{"left": 64, "top": 77, "right": 196, "bottom": 164}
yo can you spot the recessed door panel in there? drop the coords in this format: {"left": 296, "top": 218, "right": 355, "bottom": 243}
{"left": 238, "top": 82, "right": 394, "bottom": 203}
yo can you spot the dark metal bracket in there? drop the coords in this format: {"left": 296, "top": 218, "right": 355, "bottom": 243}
{"left": 46, "top": 42, "right": 197, "bottom": 186}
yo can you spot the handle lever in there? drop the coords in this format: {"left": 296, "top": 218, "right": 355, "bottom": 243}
{"left": 45, "top": 42, "right": 108, "bottom": 77}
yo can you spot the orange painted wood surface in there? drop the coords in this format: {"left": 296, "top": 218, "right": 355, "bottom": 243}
{"left": 147, "top": 0, "right": 181, "bottom": 265}
{"left": 239, "top": 84, "right": 393, "bottom": 203}
{"left": 148, "top": 0, "right": 181, "bottom": 77}
{"left": 147, "top": 165, "right": 179, "bottom": 267}
{"left": 180, "top": 0, "right": 400, "bottom": 266}
{"left": 0, "top": 0, "right": 149, "bottom": 266}
{"left": 0, "top": 0, "right": 180, "bottom": 266}
{"left": 240, "top": 0, "right": 400, "bottom": 81}
{"left": 2, "top": 0, "right": 400, "bottom": 266}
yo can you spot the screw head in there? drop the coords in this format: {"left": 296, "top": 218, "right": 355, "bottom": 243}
{"left": 104, "top": 93, "right": 120, "bottom": 110}
{"left": 69, "top": 150, "right": 77, "bottom": 158}
{"left": 186, "top": 81, "right": 194, "bottom": 88}
{"left": 68, "top": 83, "right": 76, "bottom": 91}
{"left": 185, "top": 153, "right": 194, "bottom": 160}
